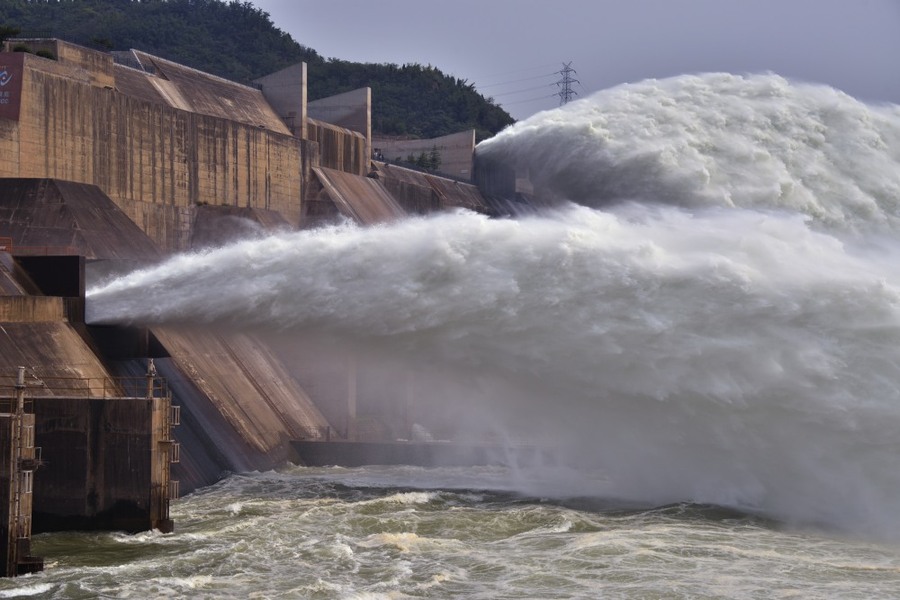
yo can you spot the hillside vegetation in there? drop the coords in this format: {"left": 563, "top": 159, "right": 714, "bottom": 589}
{"left": 0, "top": 0, "right": 514, "bottom": 140}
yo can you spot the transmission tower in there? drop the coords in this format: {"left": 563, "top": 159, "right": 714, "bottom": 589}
{"left": 555, "top": 62, "right": 579, "bottom": 105}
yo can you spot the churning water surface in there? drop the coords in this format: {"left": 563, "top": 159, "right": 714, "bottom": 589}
{"left": 5, "top": 465, "right": 900, "bottom": 599}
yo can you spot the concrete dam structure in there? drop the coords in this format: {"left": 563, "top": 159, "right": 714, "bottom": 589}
{"left": 0, "top": 37, "right": 503, "bottom": 574}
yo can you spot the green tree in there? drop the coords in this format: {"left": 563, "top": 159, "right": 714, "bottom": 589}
{"left": 428, "top": 145, "right": 441, "bottom": 172}
{"left": 0, "top": 25, "right": 20, "bottom": 44}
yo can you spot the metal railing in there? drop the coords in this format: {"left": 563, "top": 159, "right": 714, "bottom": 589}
{"left": 12, "top": 246, "right": 80, "bottom": 256}
{"left": 377, "top": 159, "right": 472, "bottom": 184}
{"left": 0, "top": 374, "right": 170, "bottom": 400}
{"left": 0, "top": 398, "right": 34, "bottom": 414}
{"left": 8, "top": 32, "right": 53, "bottom": 40}
{"left": 0, "top": 237, "right": 81, "bottom": 255}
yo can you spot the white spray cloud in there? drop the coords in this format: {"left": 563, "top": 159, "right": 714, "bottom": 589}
{"left": 88, "top": 73, "right": 900, "bottom": 540}
{"left": 478, "top": 73, "right": 900, "bottom": 232}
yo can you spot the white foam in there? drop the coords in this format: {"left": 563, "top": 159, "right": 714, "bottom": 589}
{"left": 0, "top": 583, "right": 54, "bottom": 597}
{"left": 479, "top": 73, "right": 900, "bottom": 233}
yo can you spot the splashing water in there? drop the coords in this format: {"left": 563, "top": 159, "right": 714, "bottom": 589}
{"left": 87, "top": 73, "right": 900, "bottom": 541}
{"left": 478, "top": 72, "right": 900, "bottom": 231}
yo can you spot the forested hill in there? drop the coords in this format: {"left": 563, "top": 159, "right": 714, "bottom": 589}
{"left": 0, "top": 0, "right": 514, "bottom": 140}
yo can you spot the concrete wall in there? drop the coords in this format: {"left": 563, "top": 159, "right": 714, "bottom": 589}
{"left": 369, "top": 162, "right": 493, "bottom": 215}
{"left": 0, "top": 46, "right": 303, "bottom": 252}
{"left": 148, "top": 328, "right": 330, "bottom": 493}
{"left": 129, "top": 50, "right": 290, "bottom": 134}
{"left": 307, "top": 118, "right": 368, "bottom": 177}
{"left": 0, "top": 297, "right": 65, "bottom": 322}
{"left": 0, "top": 322, "right": 116, "bottom": 385}
{"left": 3, "top": 39, "right": 115, "bottom": 89}
{"left": 0, "top": 44, "right": 389, "bottom": 249}
{"left": 313, "top": 166, "right": 406, "bottom": 225}
{"left": 254, "top": 62, "right": 307, "bottom": 138}
{"left": 309, "top": 87, "right": 370, "bottom": 164}
{"left": 31, "top": 395, "right": 173, "bottom": 533}
{"left": 0, "top": 254, "right": 33, "bottom": 296}
{"left": 0, "top": 179, "right": 164, "bottom": 261}
{"left": 93, "top": 327, "right": 333, "bottom": 495}
{"left": 308, "top": 88, "right": 370, "bottom": 140}
{"left": 189, "top": 205, "right": 291, "bottom": 249}
{"left": 375, "top": 130, "right": 476, "bottom": 181}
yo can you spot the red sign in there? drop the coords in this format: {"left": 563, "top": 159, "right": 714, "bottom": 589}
{"left": 0, "top": 52, "right": 24, "bottom": 121}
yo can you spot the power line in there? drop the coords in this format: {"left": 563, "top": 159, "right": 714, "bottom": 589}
{"left": 478, "top": 61, "right": 582, "bottom": 116}
{"left": 501, "top": 93, "right": 558, "bottom": 106}
{"left": 478, "top": 62, "right": 560, "bottom": 79}
{"left": 479, "top": 72, "right": 556, "bottom": 89}
{"left": 491, "top": 83, "right": 556, "bottom": 97}
{"left": 555, "top": 61, "right": 580, "bottom": 105}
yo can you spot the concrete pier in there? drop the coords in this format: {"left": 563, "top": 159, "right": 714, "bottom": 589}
{"left": 28, "top": 369, "right": 178, "bottom": 534}
{"left": 0, "top": 361, "right": 177, "bottom": 577}
{"left": 0, "top": 367, "right": 178, "bottom": 542}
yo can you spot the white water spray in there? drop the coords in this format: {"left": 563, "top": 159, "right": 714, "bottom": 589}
{"left": 479, "top": 72, "right": 900, "bottom": 231}
{"left": 88, "top": 73, "right": 900, "bottom": 540}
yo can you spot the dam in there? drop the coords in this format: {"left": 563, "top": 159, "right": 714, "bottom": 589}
{"left": 0, "top": 37, "right": 514, "bottom": 574}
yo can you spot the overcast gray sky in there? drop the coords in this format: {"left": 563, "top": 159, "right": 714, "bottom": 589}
{"left": 250, "top": 0, "right": 900, "bottom": 121}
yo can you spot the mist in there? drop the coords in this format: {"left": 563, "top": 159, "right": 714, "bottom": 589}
{"left": 87, "top": 73, "right": 900, "bottom": 541}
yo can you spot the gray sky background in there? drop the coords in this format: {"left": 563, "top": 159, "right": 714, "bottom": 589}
{"left": 250, "top": 0, "right": 900, "bottom": 121}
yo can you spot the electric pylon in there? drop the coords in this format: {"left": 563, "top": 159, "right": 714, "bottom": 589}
{"left": 555, "top": 62, "right": 579, "bottom": 105}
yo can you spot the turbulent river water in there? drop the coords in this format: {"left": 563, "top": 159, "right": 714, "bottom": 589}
{"left": 2, "top": 466, "right": 900, "bottom": 598}
{"left": 30, "top": 72, "right": 900, "bottom": 597}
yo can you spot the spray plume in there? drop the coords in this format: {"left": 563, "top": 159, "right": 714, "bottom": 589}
{"left": 88, "top": 73, "right": 900, "bottom": 540}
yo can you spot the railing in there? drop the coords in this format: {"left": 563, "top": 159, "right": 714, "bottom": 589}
{"left": 11, "top": 246, "right": 80, "bottom": 256}
{"left": 0, "top": 398, "right": 34, "bottom": 414}
{"left": 7, "top": 32, "right": 53, "bottom": 40}
{"left": 0, "top": 236, "right": 82, "bottom": 255}
{"left": 0, "top": 374, "right": 170, "bottom": 400}
{"left": 377, "top": 159, "right": 472, "bottom": 184}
